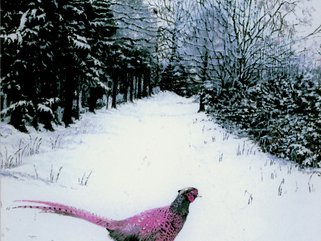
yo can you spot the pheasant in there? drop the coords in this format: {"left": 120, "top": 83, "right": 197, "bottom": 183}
{"left": 14, "top": 187, "right": 200, "bottom": 241}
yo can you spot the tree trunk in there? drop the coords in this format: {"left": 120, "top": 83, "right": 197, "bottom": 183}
{"left": 137, "top": 74, "right": 142, "bottom": 99}
{"left": 111, "top": 76, "right": 118, "bottom": 108}
{"left": 75, "top": 83, "right": 81, "bottom": 118}
{"left": 62, "top": 67, "right": 75, "bottom": 127}
{"left": 143, "top": 69, "right": 151, "bottom": 97}
{"left": 129, "top": 74, "right": 134, "bottom": 102}
{"left": 123, "top": 73, "right": 129, "bottom": 102}
{"left": 198, "top": 92, "right": 206, "bottom": 112}
{"left": 106, "top": 91, "right": 110, "bottom": 109}
{"left": 134, "top": 76, "right": 137, "bottom": 99}
{"left": 88, "top": 87, "right": 97, "bottom": 113}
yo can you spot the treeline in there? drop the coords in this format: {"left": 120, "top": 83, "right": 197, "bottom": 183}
{"left": 207, "top": 73, "right": 321, "bottom": 167}
{"left": 196, "top": 0, "right": 321, "bottom": 167}
{"left": 150, "top": 0, "right": 321, "bottom": 167}
{"left": 1, "top": 0, "right": 156, "bottom": 132}
{"left": 1, "top": 0, "right": 321, "bottom": 167}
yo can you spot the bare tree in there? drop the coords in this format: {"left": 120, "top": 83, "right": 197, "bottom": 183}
{"left": 187, "top": 0, "right": 309, "bottom": 95}
{"left": 148, "top": 0, "right": 199, "bottom": 94}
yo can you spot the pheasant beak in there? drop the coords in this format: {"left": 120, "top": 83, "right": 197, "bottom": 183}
{"left": 192, "top": 191, "right": 202, "bottom": 200}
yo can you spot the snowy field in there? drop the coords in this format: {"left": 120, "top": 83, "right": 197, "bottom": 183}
{"left": 1, "top": 92, "right": 321, "bottom": 241}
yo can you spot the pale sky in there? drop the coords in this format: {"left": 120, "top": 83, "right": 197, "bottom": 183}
{"left": 292, "top": 0, "right": 320, "bottom": 60}
{"left": 309, "top": 0, "right": 321, "bottom": 28}
{"left": 298, "top": 0, "right": 321, "bottom": 35}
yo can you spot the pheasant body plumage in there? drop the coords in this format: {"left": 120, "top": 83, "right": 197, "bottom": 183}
{"left": 14, "top": 187, "right": 199, "bottom": 241}
{"left": 108, "top": 206, "right": 186, "bottom": 241}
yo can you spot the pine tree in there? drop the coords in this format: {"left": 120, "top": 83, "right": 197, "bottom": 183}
{"left": 85, "top": 0, "right": 116, "bottom": 112}
{"left": 1, "top": 0, "right": 60, "bottom": 131}
{"left": 110, "top": 0, "right": 157, "bottom": 108}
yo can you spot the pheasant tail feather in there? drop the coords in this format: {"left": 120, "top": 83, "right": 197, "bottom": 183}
{"left": 14, "top": 200, "right": 111, "bottom": 228}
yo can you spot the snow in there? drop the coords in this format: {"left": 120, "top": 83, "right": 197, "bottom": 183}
{"left": 1, "top": 92, "right": 321, "bottom": 241}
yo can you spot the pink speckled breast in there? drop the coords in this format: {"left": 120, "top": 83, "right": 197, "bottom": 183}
{"left": 114, "top": 206, "right": 185, "bottom": 241}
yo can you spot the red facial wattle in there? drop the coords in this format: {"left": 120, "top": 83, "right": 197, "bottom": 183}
{"left": 186, "top": 189, "right": 198, "bottom": 202}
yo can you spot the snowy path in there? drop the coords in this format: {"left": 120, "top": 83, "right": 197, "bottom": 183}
{"left": 1, "top": 92, "right": 321, "bottom": 241}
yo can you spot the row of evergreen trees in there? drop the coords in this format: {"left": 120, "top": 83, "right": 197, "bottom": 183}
{"left": 1, "top": 0, "right": 155, "bottom": 132}
{"left": 206, "top": 72, "right": 321, "bottom": 167}
{"left": 1, "top": 0, "right": 320, "bottom": 167}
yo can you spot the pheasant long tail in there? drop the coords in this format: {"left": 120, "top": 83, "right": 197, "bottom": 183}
{"left": 13, "top": 200, "right": 112, "bottom": 228}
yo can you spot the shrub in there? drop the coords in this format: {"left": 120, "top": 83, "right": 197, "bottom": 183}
{"left": 206, "top": 74, "right": 321, "bottom": 167}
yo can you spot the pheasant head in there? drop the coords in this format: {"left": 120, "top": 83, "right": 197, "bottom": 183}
{"left": 178, "top": 187, "right": 199, "bottom": 203}
{"left": 170, "top": 187, "right": 199, "bottom": 216}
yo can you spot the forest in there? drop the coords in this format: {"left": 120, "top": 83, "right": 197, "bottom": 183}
{"left": 1, "top": 0, "right": 321, "bottom": 167}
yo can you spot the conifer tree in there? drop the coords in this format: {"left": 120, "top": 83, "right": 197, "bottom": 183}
{"left": 86, "top": 0, "right": 117, "bottom": 112}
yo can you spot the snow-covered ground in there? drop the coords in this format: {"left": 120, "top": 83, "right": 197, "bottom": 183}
{"left": 1, "top": 92, "right": 320, "bottom": 241}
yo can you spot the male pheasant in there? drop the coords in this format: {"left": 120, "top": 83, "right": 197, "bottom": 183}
{"left": 14, "top": 187, "right": 200, "bottom": 241}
